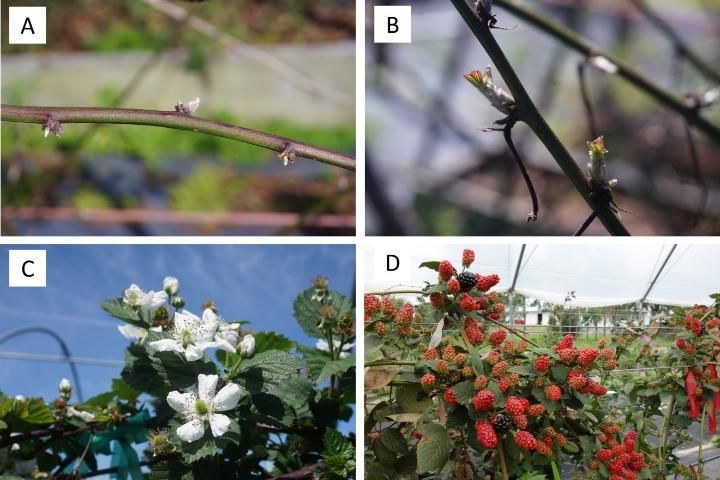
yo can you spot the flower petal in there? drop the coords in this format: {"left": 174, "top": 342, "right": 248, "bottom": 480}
{"left": 184, "top": 345, "right": 205, "bottom": 362}
{"left": 202, "top": 308, "right": 217, "bottom": 324}
{"left": 212, "top": 382, "right": 243, "bottom": 411}
{"left": 177, "top": 418, "right": 205, "bottom": 442}
{"left": 197, "top": 374, "right": 218, "bottom": 402}
{"left": 209, "top": 413, "right": 230, "bottom": 437}
{"left": 173, "top": 310, "right": 198, "bottom": 331}
{"left": 151, "top": 339, "right": 182, "bottom": 353}
{"left": 214, "top": 336, "right": 236, "bottom": 353}
{"left": 167, "top": 391, "right": 196, "bottom": 414}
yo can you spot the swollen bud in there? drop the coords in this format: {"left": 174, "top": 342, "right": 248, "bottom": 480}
{"left": 239, "top": 334, "right": 256, "bottom": 359}
{"left": 464, "top": 67, "right": 515, "bottom": 116}
{"left": 171, "top": 296, "right": 186, "bottom": 309}
{"left": 59, "top": 378, "right": 72, "bottom": 399}
{"left": 163, "top": 276, "right": 179, "bottom": 296}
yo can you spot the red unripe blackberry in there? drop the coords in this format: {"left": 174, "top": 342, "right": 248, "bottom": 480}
{"left": 491, "top": 361, "right": 509, "bottom": 378}
{"left": 444, "top": 388, "right": 457, "bottom": 405}
{"left": 367, "top": 431, "right": 380, "bottom": 441}
{"left": 597, "top": 448, "right": 613, "bottom": 462}
{"left": 537, "top": 440, "right": 554, "bottom": 457}
{"left": 472, "top": 390, "right": 495, "bottom": 411}
{"left": 489, "top": 330, "right": 507, "bottom": 346}
{"left": 438, "top": 260, "right": 454, "bottom": 281}
{"left": 623, "top": 431, "right": 637, "bottom": 451}
{"left": 492, "top": 413, "right": 512, "bottom": 433}
{"left": 505, "top": 396, "right": 528, "bottom": 416}
{"left": 545, "top": 385, "right": 562, "bottom": 401}
{"left": 459, "top": 294, "right": 477, "bottom": 312}
{"left": 558, "top": 348, "right": 578, "bottom": 362}
{"left": 420, "top": 373, "right": 436, "bottom": 391}
{"left": 454, "top": 353, "right": 468, "bottom": 366}
{"left": 475, "top": 421, "right": 498, "bottom": 449}
{"left": 515, "top": 431, "right": 537, "bottom": 451}
{"left": 535, "top": 355, "right": 550, "bottom": 372}
{"left": 527, "top": 404, "right": 545, "bottom": 416}
{"left": 512, "top": 414, "right": 528, "bottom": 429}
{"left": 374, "top": 322, "right": 388, "bottom": 336}
{"left": 457, "top": 271, "right": 478, "bottom": 292}
{"left": 555, "top": 334, "right": 575, "bottom": 350}
{"left": 442, "top": 345, "right": 456, "bottom": 362}
{"left": 484, "top": 350, "right": 501, "bottom": 365}
{"left": 429, "top": 292, "right": 446, "bottom": 309}
{"left": 555, "top": 434, "right": 567, "bottom": 447}
{"left": 380, "top": 296, "right": 396, "bottom": 316}
{"left": 423, "top": 348, "right": 438, "bottom": 360}
{"left": 497, "top": 378, "right": 511, "bottom": 393}
{"left": 477, "top": 274, "right": 500, "bottom": 292}
{"left": 577, "top": 348, "right": 600, "bottom": 367}
{"left": 447, "top": 277, "right": 460, "bottom": 294}
{"left": 413, "top": 430, "right": 423, "bottom": 440}
{"left": 396, "top": 303, "right": 414, "bottom": 326}
{"left": 435, "top": 359, "right": 450, "bottom": 375}
{"left": 474, "top": 375, "right": 488, "bottom": 390}
{"left": 462, "top": 249, "right": 475, "bottom": 267}
{"left": 462, "top": 366, "right": 474, "bottom": 378}
{"left": 675, "top": 338, "right": 687, "bottom": 350}
{"left": 364, "top": 294, "right": 380, "bottom": 316}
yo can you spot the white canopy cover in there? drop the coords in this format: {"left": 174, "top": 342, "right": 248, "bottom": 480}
{"left": 365, "top": 244, "right": 720, "bottom": 308}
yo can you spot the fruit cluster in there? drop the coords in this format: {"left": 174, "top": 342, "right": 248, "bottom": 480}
{"left": 590, "top": 426, "right": 648, "bottom": 480}
{"left": 364, "top": 295, "right": 418, "bottom": 338}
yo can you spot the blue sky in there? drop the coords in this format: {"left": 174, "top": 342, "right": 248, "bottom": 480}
{"left": 0, "top": 244, "right": 355, "bottom": 431}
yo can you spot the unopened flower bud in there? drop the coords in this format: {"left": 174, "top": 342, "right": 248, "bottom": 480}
{"left": 163, "top": 276, "right": 179, "bottom": 296}
{"left": 171, "top": 296, "right": 186, "bottom": 309}
{"left": 59, "top": 378, "right": 72, "bottom": 397}
{"left": 239, "top": 334, "right": 256, "bottom": 359}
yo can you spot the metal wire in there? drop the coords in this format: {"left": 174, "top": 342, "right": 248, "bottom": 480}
{"left": 0, "top": 327, "right": 85, "bottom": 401}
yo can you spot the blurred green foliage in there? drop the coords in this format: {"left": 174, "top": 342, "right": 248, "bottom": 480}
{"left": 169, "top": 167, "right": 246, "bottom": 212}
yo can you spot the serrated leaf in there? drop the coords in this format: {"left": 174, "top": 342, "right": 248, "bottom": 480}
{"left": 232, "top": 350, "right": 303, "bottom": 393}
{"left": 451, "top": 381, "right": 475, "bottom": 405}
{"left": 386, "top": 413, "right": 422, "bottom": 424}
{"left": 253, "top": 331, "right": 295, "bottom": 353}
{"left": 324, "top": 428, "right": 354, "bottom": 458}
{"left": 101, "top": 299, "right": 144, "bottom": 327}
{"left": 318, "top": 356, "right": 355, "bottom": 382}
{"left": 396, "top": 385, "right": 432, "bottom": 414}
{"left": 416, "top": 424, "right": 450, "bottom": 473}
{"left": 293, "top": 289, "right": 354, "bottom": 339}
{"left": 381, "top": 428, "right": 408, "bottom": 455}
{"left": 152, "top": 351, "right": 217, "bottom": 390}
{"left": 373, "top": 440, "right": 397, "bottom": 467}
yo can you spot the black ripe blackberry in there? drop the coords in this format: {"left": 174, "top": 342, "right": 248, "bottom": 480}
{"left": 457, "top": 271, "right": 478, "bottom": 292}
{"left": 492, "top": 413, "right": 511, "bottom": 434}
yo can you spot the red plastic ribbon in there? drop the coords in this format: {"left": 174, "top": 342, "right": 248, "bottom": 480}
{"left": 686, "top": 370, "right": 699, "bottom": 419}
{"left": 706, "top": 366, "right": 720, "bottom": 433}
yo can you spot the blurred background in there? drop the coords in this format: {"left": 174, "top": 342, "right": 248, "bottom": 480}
{"left": 2, "top": 0, "right": 355, "bottom": 236}
{"left": 366, "top": 0, "right": 720, "bottom": 235}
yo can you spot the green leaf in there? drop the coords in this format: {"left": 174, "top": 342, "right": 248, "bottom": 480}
{"left": 0, "top": 419, "right": 7, "bottom": 430}
{"left": 318, "top": 356, "right": 355, "bottom": 382}
{"left": 232, "top": 350, "right": 303, "bottom": 393}
{"left": 381, "top": 428, "right": 408, "bottom": 455}
{"left": 324, "top": 428, "right": 354, "bottom": 458}
{"left": 416, "top": 424, "right": 450, "bottom": 473}
{"left": 101, "top": 299, "right": 144, "bottom": 327}
{"left": 395, "top": 385, "right": 432, "bottom": 414}
{"left": 21, "top": 398, "right": 54, "bottom": 424}
{"left": 419, "top": 261, "right": 441, "bottom": 272}
{"left": 563, "top": 441, "right": 579, "bottom": 453}
{"left": 152, "top": 351, "right": 217, "bottom": 390}
{"left": 293, "top": 288, "right": 353, "bottom": 339}
{"left": 253, "top": 331, "right": 295, "bottom": 353}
